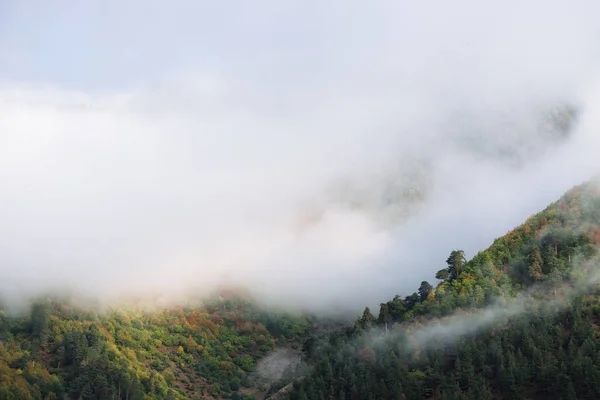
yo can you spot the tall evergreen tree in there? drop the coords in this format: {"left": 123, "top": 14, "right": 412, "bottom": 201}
{"left": 529, "top": 246, "right": 543, "bottom": 282}
{"left": 446, "top": 250, "right": 466, "bottom": 280}
{"left": 31, "top": 301, "right": 51, "bottom": 348}
{"left": 418, "top": 281, "right": 433, "bottom": 302}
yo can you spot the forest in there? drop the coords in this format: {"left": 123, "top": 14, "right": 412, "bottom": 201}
{"left": 0, "top": 290, "right": 315, "bottom": 399}
{"left": 280, "top": 179, "right": 600, "bottom": 400}
{"left": 2, "top": 179, "right": 600, "bottom": 399}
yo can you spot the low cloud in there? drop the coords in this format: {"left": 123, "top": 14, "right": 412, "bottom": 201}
{"left": 1, "top": 0, "right": 600, "bottom": 313}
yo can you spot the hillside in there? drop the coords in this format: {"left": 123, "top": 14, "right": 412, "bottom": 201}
{"left": 3, "top": 179, "right": 600, "bottom": 400}
{"left": 0, "top": 292, "right": 317, "bottom": 400}
{"left": 280, "top": 179, "right": 600, "bottom": 399}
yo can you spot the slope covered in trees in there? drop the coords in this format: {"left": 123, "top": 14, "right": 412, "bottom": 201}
{"left": 281, "top": 179, "right": 600, "bottom": 399}
{"left": 0, "top": 291, "right": 315, "bottom": 399}
{"left": 3, "top": 179, "right": 600, "bottom": 400}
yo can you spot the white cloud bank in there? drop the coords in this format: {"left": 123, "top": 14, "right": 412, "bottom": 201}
{"left": 1, "top": 0, "right": 600, "bottom": 312}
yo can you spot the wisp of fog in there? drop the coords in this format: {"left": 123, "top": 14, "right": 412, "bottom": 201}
{"left": 1, "top": 0, "right": 600, "bottom": 312}
{"left": 358, "top": 243, "right": 600, "bottom": 355}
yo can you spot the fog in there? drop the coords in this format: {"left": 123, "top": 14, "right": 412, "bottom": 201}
{"left": 1, "top": 0, "right": 600, "bottom": 313}
{"left": 359, "top": 245, "right": 600, "bottom": 355}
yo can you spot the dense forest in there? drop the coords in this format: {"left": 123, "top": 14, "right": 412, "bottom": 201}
{"left": 0, "top": 290, "right": 316, "bottom": 399}
{"left": 2, "top": 179, "right": 600, "bottom": 399}
{"left": 280, "top": 179, "right": 600, "bottom": 399}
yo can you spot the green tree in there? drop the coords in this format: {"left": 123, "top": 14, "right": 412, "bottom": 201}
{"left": 378, "top": 303, "right": 391, "bottom": 328}
{"left": 418, "top": 281, "right": 433, "bottom": 302}
{"left": 546, "top": 268, "right": 563, "bottom": 297}
{"left": 529, "top": 247, "right": 543, "bottom": 282}
{"left": 435, "top": 269, "right": 450, "bottom": 281}
{"left": 0, "top": 310, "right": 9, "bottom": 340}
{"left": 446, "top": 250, "right": 466, "bottom": 280}
{"left": 357, "top": 307, "right": 375, "bottom": 330}
{"left": 404, "top": 293, "right": 420, "bottom": 310}
{"left": 31, "top": 301, "right": 51, "bottom": 348}
{"left": 389, "top": 295, "right": 406, "bottom": 321}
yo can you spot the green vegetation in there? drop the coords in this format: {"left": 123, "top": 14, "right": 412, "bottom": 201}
{"left": 0, "top": 291, "right": 313, "bottom": 399}
{"left": 4, "top": 180, "right": 600, "bottom": 399}
{"left": 284, "top": 180, "right": 600, "bottom": 399}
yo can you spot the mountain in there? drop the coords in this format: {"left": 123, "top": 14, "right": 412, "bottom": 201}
{"left": 280, "top": 178, "right": 600, "bottom": 400}
{"left": 2, "top": 178, "right": 600, "bottom": 400}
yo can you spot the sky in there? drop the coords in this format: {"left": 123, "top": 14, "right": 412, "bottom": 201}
{"left": 1, "top": 0, "right": 600, "bottom": 313}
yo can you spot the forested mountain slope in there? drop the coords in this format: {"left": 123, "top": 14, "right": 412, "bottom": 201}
{"left": 0, "top": 291, "right": 315, "bottom": 400}
{"left": 3, "top": 179, "right": 600, "bottom": 400}
{"left": 281, "top": 178, "right": 600, "bottom": 400}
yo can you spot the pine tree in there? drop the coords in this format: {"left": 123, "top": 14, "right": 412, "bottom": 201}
{"left": 356, "top": 307, "right": 375, "bottom": 330}
{"left": 529, "top": 247, "right": 543, "bottom": 282}
{"left": 31, "top": 301, "right": 51, "bottom": 348}
{"left": 418, "top": 281, "right": 433, "bottom": 302}
{"left": 446, "top": 250, "right": 466, "bottom": 280}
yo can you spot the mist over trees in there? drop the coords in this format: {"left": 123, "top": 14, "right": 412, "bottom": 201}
{"left": 3, "top": 1, "right": 600, "bottom": 399}
{"left": 280, "top": 180, "right": 600, "bottom": 400}
{"left": 2, "top": 180, "right": 600, "bottom": 399}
